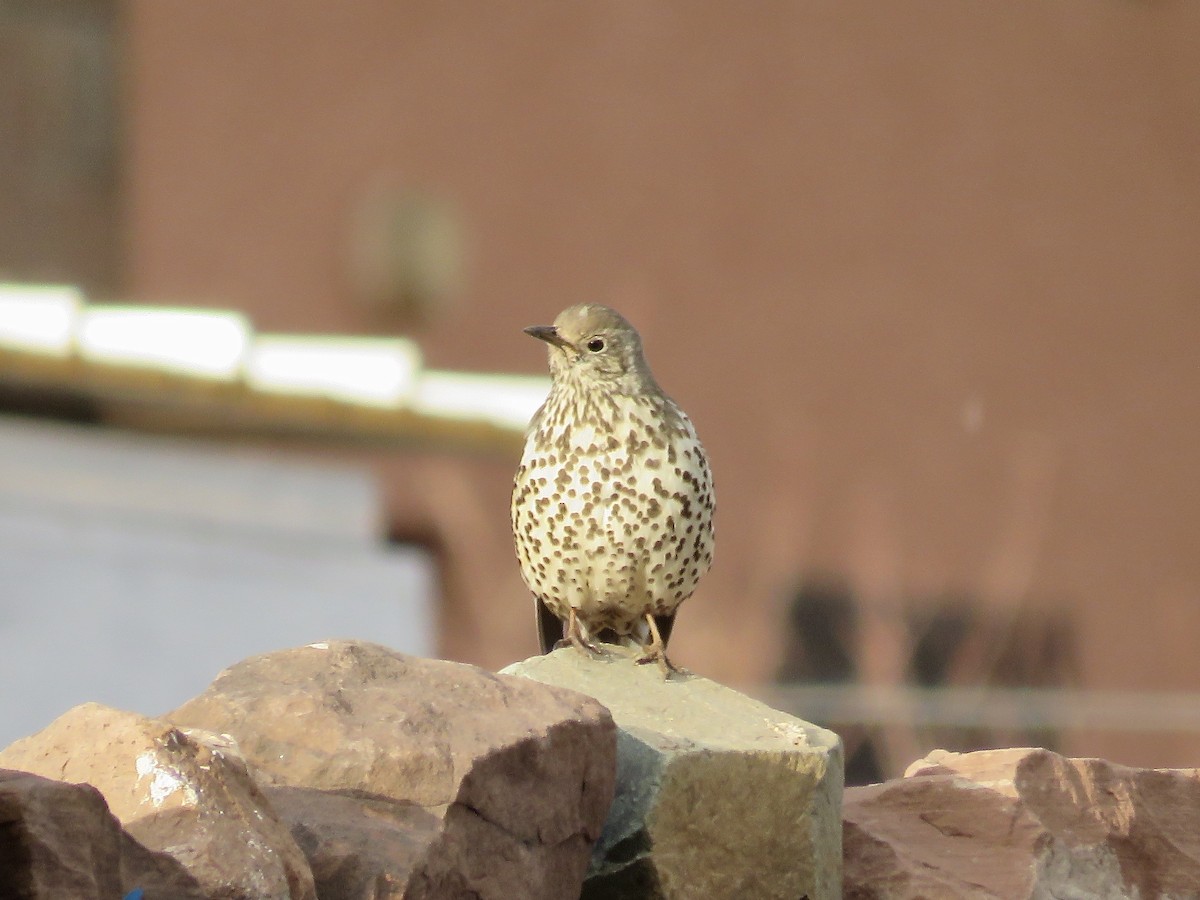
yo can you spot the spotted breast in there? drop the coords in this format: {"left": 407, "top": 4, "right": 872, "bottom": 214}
{"left": 511, "top": 303, "right": 715, "bottom": 673}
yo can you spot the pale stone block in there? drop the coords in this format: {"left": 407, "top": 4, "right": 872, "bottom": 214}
{"left": 504, "top": 647, "right": 844, "bottom": 900}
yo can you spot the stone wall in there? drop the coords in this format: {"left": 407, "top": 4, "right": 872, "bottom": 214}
{"left": 4, "top": 640, "right": 1198, "bottom": 897}
{"left": 0, "top": 642, "right": 842, "bottom": 899}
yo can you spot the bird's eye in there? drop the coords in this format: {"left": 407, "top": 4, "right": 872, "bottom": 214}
{"left": 586, "top": 338, "right": 605, "bottom": 352}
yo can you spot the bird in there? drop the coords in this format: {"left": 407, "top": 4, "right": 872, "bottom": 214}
{"left": 511, "top": 304, "right": 715, "bottom": 675}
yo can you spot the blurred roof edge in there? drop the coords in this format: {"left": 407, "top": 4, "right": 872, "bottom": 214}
{"left": 0, "top": 282, "right": 545, "bottom": 455}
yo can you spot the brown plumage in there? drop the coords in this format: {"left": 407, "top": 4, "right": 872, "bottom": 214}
{"left": 511, "top": 304, "right": 715, "bottom": 674}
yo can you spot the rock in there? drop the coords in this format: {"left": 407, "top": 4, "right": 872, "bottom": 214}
{"left": 117, "top": 836, "right": 209, "bottom": 900}
{"left": 502, "top": 647, "right": 844, "bottom": 900}
{"left": 0, "top": 768, "right": 125, "bottom": 899}
{"left": 264, "top": 786, "right": 441, "bottom": 900}
{"left": 0, "top": 767, "right": 208, "bottom": 900}
{"left": 0, "top": 703, "right": 315, "bottom": 900}
{"left": 169, "top": 640, "right": 617, "bottom": 900}
{"left": 844, "top": 747, "right": 1200, "bottom": 899}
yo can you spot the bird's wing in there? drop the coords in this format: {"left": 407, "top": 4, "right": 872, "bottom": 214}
{"left": 537, "top": 597, "right": 564, "bottom": 654}
{"left": 655, "top": 612, "right": 676, "bottom": 648}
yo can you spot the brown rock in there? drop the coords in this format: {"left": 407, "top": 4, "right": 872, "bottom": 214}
{"left": 265, "top": 786, "right": 442, "bottom": 899}
{"left": 118, "top": 836, "right": 208, "bottom": 900}
{"left": 0, "top": 768, "right": 124, "bottom": 899}
{"left": 844, "top": 747, "right": 1200, "bottom": 899}
{"left": 170, "top": 640, "right": 618, "bottom": 900}
{"left": 0, "top": 703, "right": 315, "bottom": 900}
{"left": 0, "top": 767, "right": 203, "bottom": 900}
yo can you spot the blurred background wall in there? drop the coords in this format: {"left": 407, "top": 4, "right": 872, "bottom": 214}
{"left": 3, "top": 0, "right": 1198, "bottom": 778}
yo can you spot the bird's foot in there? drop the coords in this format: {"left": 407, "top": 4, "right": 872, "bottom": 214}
{"left": 635, "top": 612, "right": 679, "bottom": 677}
{"left": 636, "top": 646, "right": 678, "bottom": 678}
{"left": 562, "top": 608, "right": 607, "bottom": 659}
{"left": 557, "top": 634, "right": 606, "bottom": 658}
{"left": 574, "top": 636, "right": 608, "bottom": 658}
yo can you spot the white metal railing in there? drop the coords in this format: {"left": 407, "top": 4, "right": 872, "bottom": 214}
{"left": 758, "top": 684, "right": 1200, "bottom": 733}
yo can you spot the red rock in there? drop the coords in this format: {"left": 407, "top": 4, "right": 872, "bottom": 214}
{"left": 845, "top": 747, "right": 1200, "bottom": 899}
{"left": 170, "top": 640, "right": 617, "bottom": 900}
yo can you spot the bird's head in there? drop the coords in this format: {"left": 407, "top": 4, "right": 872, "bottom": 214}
{"left": 524, "top": 304, "right": 657, "bottom": 392}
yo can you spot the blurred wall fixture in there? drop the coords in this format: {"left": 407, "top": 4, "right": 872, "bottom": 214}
{"left": 246, "top": 336, "right": 422, "bottom": 407}
{"left": 347, "top": 181, "right": 466, "bottom": 326}
{"left": 0, "top": 282, "right": 548, "bottom": 452}
{"left": 0, "top": 283, "right": 82, "bottom": 356}
{"left": 411, "top": 371, "right": 555, "bottom": 432}
{"left": 79, "top": 306, "right": 250, "bottom": 380}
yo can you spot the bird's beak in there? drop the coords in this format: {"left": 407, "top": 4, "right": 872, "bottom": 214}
{"left": 524, "top": 325, "right": 574, "bottom": 352}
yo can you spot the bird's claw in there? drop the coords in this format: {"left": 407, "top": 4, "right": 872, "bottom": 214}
{"left": 576, "top": 638, "right": 607, "bottom": 659}
{"left": 636, "top": 647, "right": 678, "bottom": 678}
{"left": 561, "top": 635, "right": 606, "bottom": 658}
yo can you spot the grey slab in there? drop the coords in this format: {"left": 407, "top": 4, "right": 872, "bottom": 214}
{"left": 0, "top": 416, "right": 434, "bottom": 748}
{"left": 0, "top": 416, "right": 382, "bottom": 540}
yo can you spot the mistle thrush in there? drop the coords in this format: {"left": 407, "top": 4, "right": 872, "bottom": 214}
{"left": 511, "top": 304, "right": 715, "bottom": 674}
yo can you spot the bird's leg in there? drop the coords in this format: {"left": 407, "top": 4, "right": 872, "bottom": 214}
{"left": 636, "top": 612, "right": 678, "bottom": 677}
{"left": 565, "top": 607, "right": 605, "bottom": 658}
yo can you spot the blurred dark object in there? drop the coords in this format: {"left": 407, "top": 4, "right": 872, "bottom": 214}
{"left": 347, "top": 180, "right": 466, "bottom": 329}
{"left": 776, "top": 576, "right": 858, "bottom": 683}
{"left": 0, "top": 0, "right": 121, "bottom": 296}
{"left": 0, "top": 382, "right": 101, "bottom": 424}
{"left": 777, "top": 577, "right": 1079, "bottom": 786}
{"left": 909, "top": 599, "right": 1078, "bottom": 690}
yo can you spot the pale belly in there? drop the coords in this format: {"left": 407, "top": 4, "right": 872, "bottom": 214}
{"left": 512, "top": 423, "right": 715, "bottom": 636}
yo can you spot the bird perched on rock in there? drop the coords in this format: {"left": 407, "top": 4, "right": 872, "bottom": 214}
{"left": 511, "top": 304, "right": 715, "bottom": 675}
